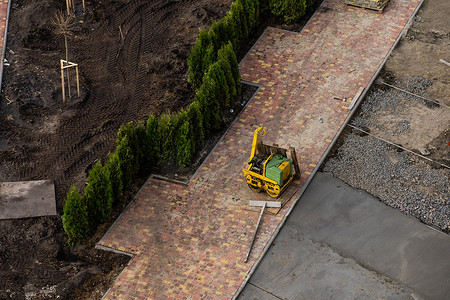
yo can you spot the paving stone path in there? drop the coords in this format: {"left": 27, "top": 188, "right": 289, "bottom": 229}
{"left": 0, "top": 0, "right": 9, "bottom": 87}
{"left": 98, "top": 0, "right": 422, "bottom": 298}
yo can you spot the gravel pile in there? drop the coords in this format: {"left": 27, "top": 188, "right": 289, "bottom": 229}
{"left": 352, "top": 76, "right": 437, "bottom": 136}
{"left": 323, "top": 131, "right": 450, "bottom": 233}
{"left": 325, "top": 75, "right": 449, "bottom": 233}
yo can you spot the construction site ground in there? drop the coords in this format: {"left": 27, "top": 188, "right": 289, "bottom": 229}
{"left": 1, "top": 0, "right": 448, "bottom": 298}
{"left": 95, "top": 0, "right": 438, "bottom": 298}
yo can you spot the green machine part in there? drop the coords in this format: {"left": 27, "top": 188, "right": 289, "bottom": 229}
{"left": 265, "top": 155, "right": 293, "bottom": 186}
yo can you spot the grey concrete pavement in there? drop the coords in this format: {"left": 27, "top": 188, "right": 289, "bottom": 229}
{"left": 239, "top": 172, "right": 450, "bottom": 299}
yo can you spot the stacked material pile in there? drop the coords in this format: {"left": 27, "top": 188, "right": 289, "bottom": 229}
{"left": 345, "top": 0, "right": 389, "bottom": 12}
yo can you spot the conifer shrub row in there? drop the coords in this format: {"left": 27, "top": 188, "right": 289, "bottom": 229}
{"left": 188, "top": 0, "right": 259, "bottom": 90}
{"left": 268, "top": 0, "right": 316, "bottom": 24}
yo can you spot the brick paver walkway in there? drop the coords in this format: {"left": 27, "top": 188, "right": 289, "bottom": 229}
{"left": 0, "top": 0, "right": 9, "bottom": 87}
{"left": 98, "top": 0, "right": 422, "bottom": 298}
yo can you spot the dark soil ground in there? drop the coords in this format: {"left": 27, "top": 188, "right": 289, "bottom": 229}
{"left": 0, "top": 0, "right": 319, "bottom": 298}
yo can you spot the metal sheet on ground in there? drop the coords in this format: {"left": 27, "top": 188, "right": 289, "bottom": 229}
{"left": 0, "top": 180, "right": 56, "bottom": 219}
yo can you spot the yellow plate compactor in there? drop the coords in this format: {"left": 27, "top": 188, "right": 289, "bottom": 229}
{"left": 242, "top": 127, "right": 300, "bottom": 198}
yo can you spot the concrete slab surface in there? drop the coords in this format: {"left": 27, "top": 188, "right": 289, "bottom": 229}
{"left": 286, "top": 172, "right": 450, "bottom": 299}
{"left": 239, "top": 206, "right": 416, "bottom": 299}
{"left": 0, "top": 180, "right": 56, "bottom": 219}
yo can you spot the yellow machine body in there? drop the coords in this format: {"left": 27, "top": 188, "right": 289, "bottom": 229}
{"left": 242, "top": 127, "right": 295, "bottom": 198}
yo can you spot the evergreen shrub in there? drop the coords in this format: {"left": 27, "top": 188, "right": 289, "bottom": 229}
{"left": 146, "top": 114, "right": 158, "bottom": 164}
{"left": 62, "top": 186, "right": 89, "bottom": 245}
{"left": 175, "top": 111, "right": 194, "bottom": 167}
{"left": 186, "top": 101, "right": 205, "bottom": 153}
{"left": 116, "top": 135, "right": 135, "bottom": 189}
{"left": 187, "top": 29, "right": 213, "bottom": 90}
{"left": 83, "top": 161, "right": 113, "bottom": 227}
{"left": 105, "top": 151, "right": 123, "bottom": 204}
{"left": 157, "top": 113, "right": 178, "bottom": 164}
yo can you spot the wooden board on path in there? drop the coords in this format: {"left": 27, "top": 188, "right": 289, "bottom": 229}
{"left": 267, "top": 183, "right": 300, "bottom": 214}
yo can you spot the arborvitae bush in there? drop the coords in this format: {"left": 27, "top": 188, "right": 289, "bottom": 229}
{"left": 176, "top": 120, "right": 193, "bottom": 167}
{"left": 188, "top": 29, "right": 213, "bottom": 90}
{"left": 116, "top": 135, "right": 135, "bottom": 189}
{"left": 62, "top": 186, "right": 89, "bottom": 245}
{"left": 222, "top": 42, "right": 241, "bottom": 95}
{"left": 237, "top": 1, "right": 249, "bottom": 42}
{"left": 135, "top": 122, "right": 147, "bottom": 164}
{"left": 229, "top": 2, "right": 246, "bottom": 48}
{"left": 210, "top": 20, "right": 228, "bottom": 52}
{"left": 175, "top": 111, "right": 194, "bottom": 167}
{"left": 117, "top": 121, "right": 146, "bottom": 169}
{"left": 186, "top": 101, "right": 204, "bottom": 152}
{"left": 284, "top": 0, "right": 307, "bottom": 23}
{"left": 105, "top": 151, "right": 123, "bottom": 204}
{"left": 259, "top": 0, "right": 271, "bottom": 16}
{"left": 208, "top": 62, "right": 230, "bottom": 109}
{"left": 217, "top": 46, "right": 237, "bottom": 100}
{"left": 202, "top": 43, "right": 216, "bottom": 80}
{"left": 223, "top": 15, "right": 237, "bottom": 50}
{"left": 157, "top": 113, "right": 178, "bottom": 164}
{"left": 269, "top": 0, "right": 307, "bottom": 24}
{"left": 253, "top": 0, "right": 260, "bottom": 27}
{"left": 195, "top": 75, "right": 222, "bottom": 135}
{"left": 146, "top": 114, "right": 158, "bottom": 164}
{"left": 83, "top": 161, "right": 113, "bottom": 228}
{"left": 241, "top": 0, "right": 257, "bottom": 31}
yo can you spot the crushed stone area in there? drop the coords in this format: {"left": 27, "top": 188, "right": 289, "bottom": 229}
{"left": 323, "top": 133, "right": 449, "bottom": 232}
{"left": 324, "top": 0, "right": 450, "bottom": 235}
{"left": 352, "top": 76, "right": 436, "bottom": 135}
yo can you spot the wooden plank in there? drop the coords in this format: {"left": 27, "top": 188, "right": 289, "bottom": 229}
{"left": 289, "top": 147, "right": 301, "bottom": 179}
{"left": 344, "top": 1, "right": 388, "bottom": 13}
{"left": 439, "top": 59, "right": 450, "bottom": 67}
{"left": 348, "top": 87, "right": 364, "bottom": 110}
{"left": 267, "top": 184, "right": 300, "bottom": 214}
{"left": 250, "top": 200, "right": 282, "bottom": 208}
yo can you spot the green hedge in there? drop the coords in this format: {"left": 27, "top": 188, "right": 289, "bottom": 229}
{"left": 269, "top": 0, "right": 314, "bottom": 24}
{"left": 187, "top": 0, "right": 258, "bottom": 90}
{"left": 62, "top": 0, "right": 316, "bottom": 243}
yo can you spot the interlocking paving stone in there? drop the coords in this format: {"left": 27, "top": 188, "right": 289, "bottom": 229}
{"left": 0, "top": 0, "right": 9, "bottom": 87}
{"left": 98, "top": 0, "right": 421, "bottom": 298}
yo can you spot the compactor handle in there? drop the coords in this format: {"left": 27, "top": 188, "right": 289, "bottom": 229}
{"left": 256, "top": 127, "right": 266, "bottom": 137}
{"left": 249, "top": 126, "right": 266, "bottom": 161}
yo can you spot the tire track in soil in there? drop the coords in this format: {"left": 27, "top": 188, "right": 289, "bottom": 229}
{"left": 2, "top": 0, "right": 232, "bottom": 204}
{"left": 30, "top": 0, "right": 192, "bottom": 202}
